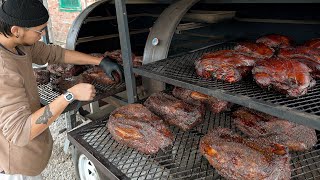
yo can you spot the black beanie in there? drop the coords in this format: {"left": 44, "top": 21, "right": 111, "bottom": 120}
{"left": 0, "top": 0, "right": 49, "bottom": 27}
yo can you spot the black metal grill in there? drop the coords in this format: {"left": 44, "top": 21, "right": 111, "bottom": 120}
{"left": 133, "top": 42, "right": 320, "bottom": 130}
{"left": 68, "top": 109, "right": 320, "bottom": 180}
{"left": 37, "top": 81, "right": 126, "bottom": 111}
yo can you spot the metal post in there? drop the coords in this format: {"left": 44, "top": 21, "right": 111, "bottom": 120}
{"left": 39, "top": 0, "right": 51, "bottom": 44}
{"left": 115, "top": 0, "right": 137, "bottom": 103}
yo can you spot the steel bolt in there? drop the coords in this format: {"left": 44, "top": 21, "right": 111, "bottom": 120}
{"left": 152, "top": 38, "right": 159, "bottom": 46}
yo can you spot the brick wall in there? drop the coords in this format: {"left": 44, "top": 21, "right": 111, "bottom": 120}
{"left": 45, "top": 0, "right": 98, "bottom": 47}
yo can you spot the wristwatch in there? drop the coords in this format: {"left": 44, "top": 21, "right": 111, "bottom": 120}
{"left": 63, "top": 91, "right": 75, "bottom": 103}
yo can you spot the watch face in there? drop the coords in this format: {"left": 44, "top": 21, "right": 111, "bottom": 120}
{"left": 66, "top": 94, "right": 73, "bottom": 100}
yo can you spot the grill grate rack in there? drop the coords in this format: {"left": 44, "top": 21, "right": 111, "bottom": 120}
{"left": 68, "top": 109, "right": 320, "bottom": 180}
{"left": 133, "top": 42, "right": 320, "bottom": 130}
{"left": 37, "top": 80, "right": 126, "bottom": 112}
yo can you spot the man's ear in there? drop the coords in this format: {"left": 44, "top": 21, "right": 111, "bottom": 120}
{"left": 11, "top": 26, "right": 20, "bottom": 38}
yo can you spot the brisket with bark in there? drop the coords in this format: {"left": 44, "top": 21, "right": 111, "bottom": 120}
{"left": 233, "top": 107, "right": 317, "bottom": 151}
{"left": 278, "top": 46, "right": 320, "bottom": 78}
{"left": 195, "top": 50, "right": 257, "bottom": 83}
{"left": 234, "top": 42, "right": 275, "bottom": 59}
{"left": 252, "top": 58, "right": 315, "bottom": 97}
{"left": 33, "top": 68, "right": 50, "bottom": 85}
{"left": 256, "top": 34, "right": 292, "bottom": 49}
{"left": 144, "top": 92, "right": 205, "bottom": 131}
{"left": 172, "top": 87, "right": 230, "bottom": 113}
{"left": 199, "top": 128, "right": 291, "bottom": 180}
{"left": 107, "top": 104, "right": 174, "bottom": 154}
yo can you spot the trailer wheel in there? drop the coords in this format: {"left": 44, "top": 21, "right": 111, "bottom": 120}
{"left": 73, "top": 147, "right": 107, "bottom": 180}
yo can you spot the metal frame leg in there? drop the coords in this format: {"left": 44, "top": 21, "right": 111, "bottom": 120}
{"left": 64, "top": 110, "right": 77, "bottom": 153}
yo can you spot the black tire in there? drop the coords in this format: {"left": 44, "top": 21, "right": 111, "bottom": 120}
{"left": 72, "top": 146, "right": 108, "bottom": 180}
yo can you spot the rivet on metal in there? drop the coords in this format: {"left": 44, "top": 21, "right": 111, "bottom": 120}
{"left": 152, "top": 38, "right": 159, "bottom": 46}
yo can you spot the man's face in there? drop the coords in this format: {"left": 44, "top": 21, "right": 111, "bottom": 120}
{"left": 18, "top": 23, "right": 48, "bottom": 46}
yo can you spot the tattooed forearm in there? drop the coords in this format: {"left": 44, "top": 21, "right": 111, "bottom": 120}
{"left": 36, "top": 106, "right": 53, "bottom": 124}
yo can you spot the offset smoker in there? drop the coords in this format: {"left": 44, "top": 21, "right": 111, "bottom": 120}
{"left": 68, "top": 1, "right": 320, "bottom": 180}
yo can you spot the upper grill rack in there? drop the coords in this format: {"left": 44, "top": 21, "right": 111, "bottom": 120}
{"left": 37, "top": 81, "right": 126, "bottom": 112}
{"left": 133, "top": 42, "right": 320, "bottom": 130}
{"left": 68, "top": 109, "right": 320, "bottom": 180}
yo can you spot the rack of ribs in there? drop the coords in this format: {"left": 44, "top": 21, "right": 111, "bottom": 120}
{"left": 172, "top": 87, "right": 230, "bottom": 113}
{"left": 195, "top": 50, "right": 256, "bottom": 83}
{"left": 252, "top": 57, "right": 315, "bottom": 97}
{"left": 144, "top": 92, "right": 205, "bottom": 131}
{"left": 233, "top": 107, "right": 317, "bottom": 151}
{"left": 199, "top": 128, "right": 291, "bottom": 180}
{"left": 234, "top": 42, "right": 275, "bottom": 59}
{"left": 256, "top": 34, "right": 292, "bottom": 49}
{"left": 107, "top": 104, "right": 174, "bottom": 154}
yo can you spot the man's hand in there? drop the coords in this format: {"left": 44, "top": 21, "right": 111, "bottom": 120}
{"left": 68, "top": 83, "right": 96, "bottom": 101}
{"left": 99, "top": 57, "right": 123, "bottom": 81}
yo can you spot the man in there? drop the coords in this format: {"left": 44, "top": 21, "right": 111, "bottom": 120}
{"left": 0, "top": 0, "right": 122, "bottom": 179}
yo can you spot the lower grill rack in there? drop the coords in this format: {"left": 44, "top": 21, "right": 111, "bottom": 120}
{"left": 68, "top": 110, "right": 320, "bottom": 180}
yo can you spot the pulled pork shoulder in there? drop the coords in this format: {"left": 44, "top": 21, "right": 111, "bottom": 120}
{"left": 278, "top": 46, "right": 320, "bottom": 78}
{"left": 304, "top": 38, "right": 320, "bottom": 49}
{"left": 252, "top": 58, "right": 315, "bottom": 97}
{"left": 256, "top": 34, "right": 292, "bottom": 49}
{"left": 195, "top": 50, "right": 256, "bottom": 83}
{"left": 199, "top": 128, "right": 291, "bottom": 180}
{"left": 233, "top": 107, "right": 317, "bottom": 151}
{"left": 234, "top": 42, "right": 275, "bottom": 59}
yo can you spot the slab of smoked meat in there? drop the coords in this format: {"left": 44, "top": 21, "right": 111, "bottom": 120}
{"left": 199, "top": 128, "right": 291, "bottom": 180}
{"left": 172, "top": 87, "right": 230, "bottom": 113}
{"left": 104, "top": 50, "right": 143, "bottom": 67}
{"left": 304, "top": 38, "right": 320, "bottom": 49}
{"left": 256, "top": 34, "right": 292, "bottom": 49}
{"left": 234, "top": 42, "right": 275, "bottom": 59}
{"left": 82, "top": 66, "right": 120, "bottom": 85}
{"left": 278, "top": 47, "right": 320, "bottom": 78}
{"left": 144, "top": 92, "right": 205, "bottom": 131}
{"left": 252, "top": 58, "right": 315, "bottom": 97}
{"left": 33, "top": 68, "right": 50, "bottom": 85}
{"left": 233, "top": 107, "right": 317, "bottom": 151}
{"left": 46, "top": 64, "right": 87, "bottom": 78}
{"left": 195, "top": 50, "right": 256, "bottom": 83}
{"left": 51, "top": 76, "right": 84, "bottom": 93}
{"left": 107, "top": 104, "right": 174, "bottom": 154}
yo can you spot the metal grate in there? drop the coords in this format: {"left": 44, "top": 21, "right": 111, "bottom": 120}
{"left": 37, "top": 81, "right": 126, "bottom": 111}
{"left": 133, "top": 42, "right": 320, "bottom": 130}
{"left": 68, "top": 109, "right": 320, "bottom": 180}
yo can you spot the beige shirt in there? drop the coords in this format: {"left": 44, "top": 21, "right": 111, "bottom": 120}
{"left": 0, "top": 41, "right": 65, "bottom": 176}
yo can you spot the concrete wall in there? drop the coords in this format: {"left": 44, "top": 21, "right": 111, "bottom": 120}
{"left": 45, "top": 0, "right": 99, "bottom": 47}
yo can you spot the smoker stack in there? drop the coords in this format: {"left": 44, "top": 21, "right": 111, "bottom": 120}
{"left": 66, "top": 1, "right": 320, "bottom": 179}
